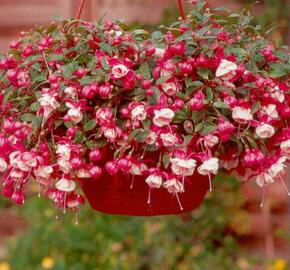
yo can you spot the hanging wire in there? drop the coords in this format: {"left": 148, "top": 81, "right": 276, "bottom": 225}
{"left": 76, "top": 0, "right": 86, "bottom": 19}
{"left": 177, "top": 0, "right": 186, "bottom": 20}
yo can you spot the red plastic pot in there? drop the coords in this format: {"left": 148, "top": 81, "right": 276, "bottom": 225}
{"left": 81, "top": 171, "right": 209, "bottom": 216}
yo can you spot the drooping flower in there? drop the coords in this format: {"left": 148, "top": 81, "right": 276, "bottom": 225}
{"left": 163, "top": 177, "right": 184, "bottom": 193}
{"left": 111, "top": 64, "right": 129, "bottom": 79}
{"left": 34, "top": 165, "right": 53, "bottom": 186}
{"left": 170, "top": 157, "right": 196, "bottom": 176}
{"left": 216, "top": 59, "right": 237, "bottom": 78}
{"left": 145, "top": 174, "right": 163, "bottom": 188}
{"left": 232, "top": 106, "right": 253, "bottom": 122}
{"left": 102, "top": 125, "right": 122, "bottom": 141}
{"left": 0, "top": 158, "right": 7, "bottom": 172}
{"left": 153, "top": 108, "right": 174, "bottom": 127}
{"left": 55, "top": 178, "right": 76, "bottom": 192}
{"left": 255, "top": 123, "right": 275, "bottom": 139}
{"left": 131, "top": 103, "right": 147, "bottom": 121}
{"left": 65, "top": 102, "right": 83, "bottom": 123}
{"left": 95, "top": 107, "right": 113, "bottom": 126}
{"left": 160, "top": 132, "right": 178, "bottom": 147}
{"left": 197, "top": 158, "right": 219, "bottom": 175}
{"left": 281, "top": 139, "right": 290, "bottom": 158}
{"left": 38, "top": 90, "right": 60, "bottom": 119}
{"left": 161, "top": 82, "right": 178, "bottom": 96}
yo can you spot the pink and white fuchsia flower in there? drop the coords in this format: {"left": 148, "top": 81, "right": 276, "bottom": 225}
{"left": 160, "top": 133, "right": 178, "bottom": 147}
{"left": 130, "top": 103, "right": 147, "bottom": 121}
{"left": 65, "top": 102, "right": 83, "bottom": 123}
{"left": 102, "top": 125, "right": 122, "bottom": 141}
{"left": 161, "top": 82, "right": 178, "bottom": 96}
{"left": 163, "top": 177, "right": 184, "bottom": 210}
{"left": 145, "top": 174, "right": 163, "bottom": 189}
{"left": 111, "top": 64, "right": 129, "bottom": 79}
{"left": 262, "top": 104, "right": 279, "bottom": 119}
{"left": 232, "top": 106, "right": 253, "bottom": 122}
{"left": 55, "top": 178, "right": 76, "bottom": 192}
{"left": 0, "top": 158, "right": 7, "bottom": 172}
{"left": 38, "top": 90, "right": 60, "bottom": 119}
{"left": 95, "top": 107, "right": 113, "bottom": 126}
{"left": 153, "top": 108, "right": 174, "bottom": 127}
{"left": 215, "top": 59, "right": 237, "bottom": 78}
{"left": 281, "top": 139, "right": 290, "bottom": 158}
{"left": 34, "top": 165, "right": 53, "bottom": 186}
{"left": 170, "top": 157, "right": 196, "bottom": 177}
{"left": 197, "top": 158, "right": 219, "bottom": 192}
{"left": 56, "top": 143, "right": 71, "bottom": 173}
{"left": 255, "top": 123, "right": 275, "bottom": 139}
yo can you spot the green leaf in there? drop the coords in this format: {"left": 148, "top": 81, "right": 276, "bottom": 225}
{"left": 136, "top": 131, "right": 148, "bottom": 142}
{"left": 100, "top": 57, "right": 109, "bottom": 71}
{"left": 173, "top": 106, "right": 190, "bottom": 123}
{"left": 268, "top": 69, "right": 288, "bottom": 78}
{"left": 138, "top": 62, "right": 151, "bottom": 80}
{"left": 20, "top": 113, "right": 35, "bottom": 122}
{"left": 151, "top": 31, "right": 163, "bottom": 42}
{"left": 162, "top": 154, "right": 170, "bottom": 169}
{"left": 200, "top": 123, "right": 217, "bottom": 136}
{"left": 30, "top": 102, "right": 40, "bottom": 112}
{"left": 191, "top": 112, "right": 203, "bottom": 123}
{"left": 213, "top": 101, "right": 228, "bottom": 109}
{"left": 99, "top": 42, "right": 113, "bottom": 56}
{"left": 197, "top": 26, "right": 211, "bottom": 36}
{"left": 246, "top": 136, "right": 257, "bottom": 148}
{"left": 175, "top": 92, "right": 187, "bottom": 100}
{"left": 74, "top": 130, "right": 84, "bottom": 143}
{"left": 47, "top": 54, "right": 64, "bottom": 62}
{"left": 185, "top": 78, "right": 203, "bottom": 88}
{"left": 32, "top": 73, "right": 47, "bottom": 83}
{"left": 83, "top": 120, "right": 96, "bottom": 132}
{"left": 95, "top": 139, "right": 107, "bottom": 148}
{"left": 80, "top": 76, "right": 96, "bottom": 86}
{"left": 3, "top": 87, "right": 13, "bottom": 104}
{"left": 194, "top": 122, "right": 204, "bottom": 132}
{"left": 251, "top": 101, "right": 260, "bottom": 114}
{"left": 63, "top": 63, "right": 77, "bottom": 78}
{"left": 128, "top": 129, "right": 143, "bottom": 141}
{"left": 32, "top": 116, "right": 43, "bottom": 128}
{"left": 197, "top": 68, "right": 210, "bottom": 80}
{"left": 175, "top": 30, "right": 192, "bottom": 42}
{"left": 85, "top": 140, "right": 94, "bottom": 150}
{"left": 132, "top": 29, "right": 149, "bottom": 36}
{"left": 206, "top": 88, "right": 213, "bottom": 101}
{"left": 183, "top": 135, "right": 193, "bottom": 146}
{"left": 155, "top": 75, "right": 171, "bottom": 85}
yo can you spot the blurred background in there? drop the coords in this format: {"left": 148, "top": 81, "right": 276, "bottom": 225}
{"left": 0, "top": 0, "right": 289, "bottom": 269}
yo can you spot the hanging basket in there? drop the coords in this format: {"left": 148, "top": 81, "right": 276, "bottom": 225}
{"left": 81, "top": 172, "right": 208, "bottom": 216}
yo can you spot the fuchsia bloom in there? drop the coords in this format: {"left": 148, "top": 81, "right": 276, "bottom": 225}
{"left": 0, "top": 1, "right": 289, "bottom": 215}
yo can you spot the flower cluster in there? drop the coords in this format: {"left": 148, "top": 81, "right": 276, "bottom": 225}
{"left": 0, "top": 0, "right": 289, "bottom": 213}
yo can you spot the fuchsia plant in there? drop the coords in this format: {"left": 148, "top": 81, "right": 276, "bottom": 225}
{"left": 0, "top": 0, "right": 289, "bottom": 215}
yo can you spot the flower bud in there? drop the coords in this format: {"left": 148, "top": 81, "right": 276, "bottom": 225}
{"left": 89, "top": 148, "right": 101, "bottom": 162}
{"left": 66, "top": 127, "right": 78, "bottom": 139}
{"left": 70, "top": 157, "right": 84, "bottom": 170}
{"left": 105, "top": 161, "right": 119, "bottom": 175}
{"left": 12, "top": 190, "right": 25, "bottom": 205}
{"left": 88, "top": 165, "right": 102, "bottom": 179}
{"left": 117, "top": 158, "right": 132, "bottom": 171}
